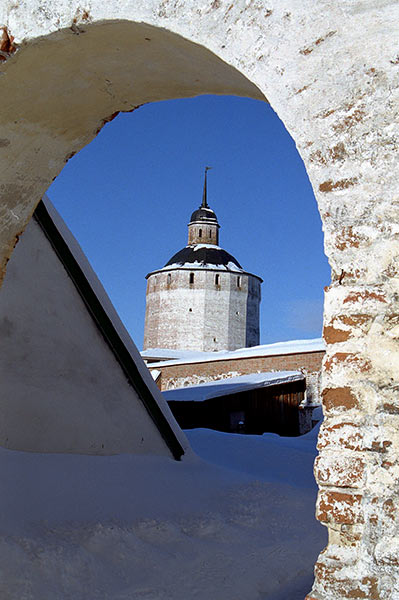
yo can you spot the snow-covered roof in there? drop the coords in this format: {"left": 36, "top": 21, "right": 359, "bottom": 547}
{"left": 163, "top": 371, "right": 304, "bottom": 402}
{"left": 142, "top": 338, "right": 326, "bottom": 368}
{"left": 150, "top": 243, "right": 249, "bottom": 276}
{"left": 142, "top": 348, "right": 206, "bottom": 362}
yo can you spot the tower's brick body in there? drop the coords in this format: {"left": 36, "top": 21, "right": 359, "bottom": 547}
{"left": 144, "top": 267, "right": 261, "bottom": 352}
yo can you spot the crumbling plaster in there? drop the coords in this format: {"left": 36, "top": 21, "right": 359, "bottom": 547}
{"left": 1, "top": 1, "right": 399, "bottom": 598}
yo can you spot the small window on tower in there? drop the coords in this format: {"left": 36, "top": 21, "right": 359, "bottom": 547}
{"left": 237, "top": 276, "right": 241, "bottom": 288}
{"left": 215, "top": 274, "right": 220, "bottom": 286}
{"left": 199, "top": 228, "right": 202, "bottom": 238}
{"left": 209, "top": 228, "right": 212, "bottom": 237}
{"left": 167, "top": 273, "right": 171, "bottom": 285}
{"left": 189, "top": 272, "right": 194, "bottom": 285}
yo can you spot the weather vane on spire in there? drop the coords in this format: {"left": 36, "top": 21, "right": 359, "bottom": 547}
{"left": 202, "top": 166, "right": 212, "bottom": 208}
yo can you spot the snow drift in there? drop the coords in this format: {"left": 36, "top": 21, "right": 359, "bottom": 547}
{"left": 0, "top": 424, "right": 325, "bottom": 600}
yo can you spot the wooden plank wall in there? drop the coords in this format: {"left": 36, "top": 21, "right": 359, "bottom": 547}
{"left": 168, "top": 379, "right": 306, "bottom": 436}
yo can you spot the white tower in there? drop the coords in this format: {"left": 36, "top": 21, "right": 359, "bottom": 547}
{"left": 143, "top": 169, "right": 262, "bottom": 352}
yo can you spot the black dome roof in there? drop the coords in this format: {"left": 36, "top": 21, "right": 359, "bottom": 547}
{"left": 190, "top": 207, "right": 218, "bottom": 223}
{"left": 164, "top": 245, "right": 242, "bottom": 270}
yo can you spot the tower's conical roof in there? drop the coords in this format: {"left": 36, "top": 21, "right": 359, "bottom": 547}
{"left": 163, "top": 245, "right": 243, "bottom": 270}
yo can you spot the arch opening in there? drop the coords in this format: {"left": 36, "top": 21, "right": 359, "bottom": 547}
{"left": 42, "top": 100, "right": 327, "bottom": 600}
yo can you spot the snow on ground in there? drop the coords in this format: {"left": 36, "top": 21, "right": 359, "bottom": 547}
{"left": 0, "top": 424, "right": 326, "bottom": 600}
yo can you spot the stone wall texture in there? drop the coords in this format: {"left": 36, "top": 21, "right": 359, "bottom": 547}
{"left": 0, "top": 1, "right": 398, "bottom": 597}
{"left": 188, "top": 221, "right": 219, "bottom": 245}
{"left": 144, "top": 268, "right": 261, "bottom": 351}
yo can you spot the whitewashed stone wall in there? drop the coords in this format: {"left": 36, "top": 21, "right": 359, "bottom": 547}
{"left": 164, "top": 370, "right": 242, "bottom": 390}
{"left": 144, "top": 268, "right": 260, "bottom": 351}
{"left": 0, "top": 1, "right": 398, "bottom": 597}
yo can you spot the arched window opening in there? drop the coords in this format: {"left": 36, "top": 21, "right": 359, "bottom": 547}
{"left": 199, "top": 228, "right": 202, "bottom": 238}
{"left": 215, "top": 274, "right": 220, "bottom": 286}
{"left": 48, "top": 93, "right": 328, "bottom": 358}
{"left": 237, "top": 276, "right": 241, "bottom": 288}
{"left": 189, "top": 272, "right": 194, "bottom": 285}
{"left": 167, "top": 273, "right": 171, "bottom": 285}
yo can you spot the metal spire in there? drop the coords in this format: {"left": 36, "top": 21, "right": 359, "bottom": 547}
{"left": 201, "top": 166, "right": 212, "bottom": 208}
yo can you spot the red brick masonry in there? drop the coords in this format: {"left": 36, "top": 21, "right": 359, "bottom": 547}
{"left": 150, "top": 350, "right": 325, "bottom": 392}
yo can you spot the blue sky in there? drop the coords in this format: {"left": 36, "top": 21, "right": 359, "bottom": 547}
{"left": 48, "top": 95, "right": 330, "bottom": 348}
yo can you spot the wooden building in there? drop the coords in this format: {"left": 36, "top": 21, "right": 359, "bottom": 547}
{"left": 163, "top": 372, "right": 307, "bottom": 437}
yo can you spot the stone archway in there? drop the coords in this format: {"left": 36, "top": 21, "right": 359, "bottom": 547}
{"left": 1, "top": 2, "right": 399, "bottom": 598}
